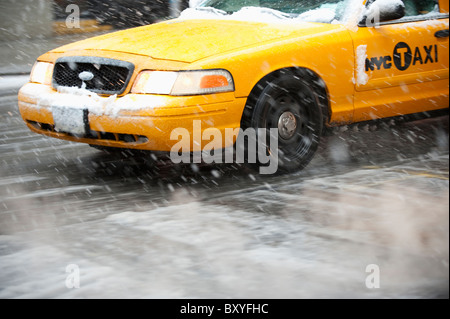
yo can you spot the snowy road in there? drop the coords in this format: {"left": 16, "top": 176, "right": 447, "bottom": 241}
{"left": 0, "top": 77, "right": 448, "bottom": 299}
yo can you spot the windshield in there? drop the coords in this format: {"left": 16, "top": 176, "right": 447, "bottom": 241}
{"left": 199, "top": 0, "right": 341, "bottom": 14}
{"left": 186, "top": 0, "right": 354, "bottom": 23}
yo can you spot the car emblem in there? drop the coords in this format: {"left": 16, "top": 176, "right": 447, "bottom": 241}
{"left": 78, "top": 71, "right": 94, "bottom": 82}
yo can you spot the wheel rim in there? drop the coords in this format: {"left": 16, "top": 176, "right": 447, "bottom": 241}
{"left": 261, "top": 88, "right": 315, "bottom": 160}
{"left": 278, "top": 111, "right": 298, "bottom": 140}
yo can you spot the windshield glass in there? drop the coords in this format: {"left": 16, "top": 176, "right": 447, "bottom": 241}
{"left": 185, "top": 0, "right": 354, "bottom": 23}
{"left": 200, "top": 0, "right": 341, "bottom": 14}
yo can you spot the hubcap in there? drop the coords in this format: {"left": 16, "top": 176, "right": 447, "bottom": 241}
{"left": 278, "top": 111, "right": 297, "bottom": 140}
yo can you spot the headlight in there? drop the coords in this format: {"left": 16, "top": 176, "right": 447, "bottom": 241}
{"left": 132, "top": 71, "right": 178, "bottom": 95}
{"left": 30, "top": 62, "right": 54, "bottom": 85}
{"left": 131, "top": 69, "right": 234, "bottom": 96}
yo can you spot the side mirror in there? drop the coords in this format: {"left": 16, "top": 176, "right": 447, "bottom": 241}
{"left": 360, "top": 0, "right": 406, "bottom": 26}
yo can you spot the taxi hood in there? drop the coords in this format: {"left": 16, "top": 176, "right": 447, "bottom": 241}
{"left": 50, "top": 19, "right": 340, "bottom": 63}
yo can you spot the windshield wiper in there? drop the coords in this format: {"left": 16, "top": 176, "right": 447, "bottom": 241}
{"left": 193, "top": 7, "right": 228, "bottom": 16}
{"left": 236, "top": 6, "right": 294, "bottom": 19}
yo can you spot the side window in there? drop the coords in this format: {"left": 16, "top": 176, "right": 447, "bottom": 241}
{"left": 361, "top": 0, "right": 443, "bottom": 26}
{"left": 402, "top": 0, "right": 439, "bottom": 17}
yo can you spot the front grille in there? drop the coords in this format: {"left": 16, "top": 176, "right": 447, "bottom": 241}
{"left": 28, "top": 121, "right": 148, "bottom": 145}
{"left": 52, "top": 56, "right": 135, "bottom": 95}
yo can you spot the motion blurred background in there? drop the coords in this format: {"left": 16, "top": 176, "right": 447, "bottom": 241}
{"left": 0, "top": 0, "right": 195, "bottom": 74}
{"left": 0, "top": 0, "right": 192, "bottom": 42}
{"left": 53, "top": 0, "right": 190, "bottom": 29}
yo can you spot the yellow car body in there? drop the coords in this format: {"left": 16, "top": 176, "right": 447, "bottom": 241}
{"left": 18, "top": 0, "right": 449, "bottom": 170}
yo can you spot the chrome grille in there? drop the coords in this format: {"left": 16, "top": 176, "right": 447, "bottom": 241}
{"left": 52, "top": 56, "right": 135, "bottom": 95}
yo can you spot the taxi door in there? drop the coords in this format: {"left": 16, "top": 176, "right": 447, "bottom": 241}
{"left": 350, "top": 0, "right": 449, "bottom": 122}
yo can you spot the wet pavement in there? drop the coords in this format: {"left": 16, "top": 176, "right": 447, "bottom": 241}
{"left": 0, "top": 79, "right": 448, "bottom": 298}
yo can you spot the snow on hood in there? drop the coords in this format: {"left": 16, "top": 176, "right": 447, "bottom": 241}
{"left": 179, "top": 6, "right": 294, "bottom": 23}
{"left": 51, "top": 18, "right": 339, "bottom": 63}
{"left": 179, "top": 6, "right": 338, "bottom": 24}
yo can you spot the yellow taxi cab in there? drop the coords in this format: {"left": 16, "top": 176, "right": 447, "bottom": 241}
{"left": 18, "top": 0, "right": 449, "bottom": 173}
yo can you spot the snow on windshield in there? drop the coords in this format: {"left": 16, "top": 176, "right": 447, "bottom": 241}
{"left": 180, "top": 0, "right": 351, "bottom": 24}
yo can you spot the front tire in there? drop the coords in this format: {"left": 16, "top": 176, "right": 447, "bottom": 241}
{"left": 243, "top": 70, "right": 324, "bottom": 173}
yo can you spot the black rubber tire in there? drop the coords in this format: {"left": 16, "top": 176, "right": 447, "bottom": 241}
{"left": 243, "top": 71, "right": 324, "bottom": 173}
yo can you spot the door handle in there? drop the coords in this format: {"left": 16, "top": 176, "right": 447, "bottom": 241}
{"left": 435, "top": 29, "right": 449, "bottom": 38}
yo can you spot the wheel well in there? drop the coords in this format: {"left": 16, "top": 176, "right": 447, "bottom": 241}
{"left": 241, "top": 67, "right": 330, "bottom": 130}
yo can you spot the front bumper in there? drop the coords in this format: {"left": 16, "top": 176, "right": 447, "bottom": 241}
{"left": 18, "top": 83, "right": 247, "bottom": 152}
